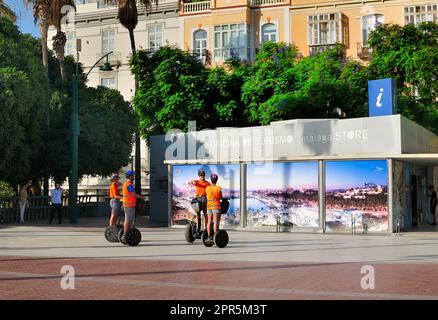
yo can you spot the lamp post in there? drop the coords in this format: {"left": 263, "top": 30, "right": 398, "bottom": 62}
{"left": 69, "top": 43, "right": 114, "bottom": 223}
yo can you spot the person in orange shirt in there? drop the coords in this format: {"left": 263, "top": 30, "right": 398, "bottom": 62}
{"left": 108, "top": 175, "right": 121, "bottom": 226}
{"left": 121, "top": 170, "right": 144, "bottom": 243}
{"left": 205, "top": 173, "right": 222, "bottom": 240}
{"left": 189, "top": 170, "right": 210, "bottom": 236}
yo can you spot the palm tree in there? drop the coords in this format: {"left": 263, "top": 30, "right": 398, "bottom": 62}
{"left": 49, "top": 0, "right": 76, "bottom": 79}
{"left": 24, "top": 0, "right": 50, "bottom": 68}
{"left": 24, "top": 0, "right": 75, "bottom": 78}
{"left": 109, "top": 0, "right": 157, "bottom": 56}
{"left": 0, "top": 0, "right": 16, "bottom": 21}
{"left": 106, "top": 0, "right": 157, "bottom": 195}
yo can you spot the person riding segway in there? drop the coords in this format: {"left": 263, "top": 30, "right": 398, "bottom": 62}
{"left": 185, "top": 170, "right": 210, "bottom": 243}
{"left": 117, "top": 170, "right": 144, "bottom": 246}
{"left": 104, "top": 175, "right": 123, "bottom": 242}
{"left": 202, "top": 174, "right": 230, "bottom": 248}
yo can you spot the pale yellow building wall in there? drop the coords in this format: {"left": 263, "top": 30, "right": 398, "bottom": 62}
{"left": 253, "top": 8, "right": 287, "bottom": 47}
{"left": 290, "top": 0, "right": 434, "bottom": 58}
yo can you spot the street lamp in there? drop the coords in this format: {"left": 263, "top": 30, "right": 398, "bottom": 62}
{"left": 69, "top": 39, "right": 114, "bottom": 223}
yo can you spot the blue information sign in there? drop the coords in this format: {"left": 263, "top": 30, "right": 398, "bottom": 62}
{"left": 368, "top": 78, "right": 397, "bottom": 117}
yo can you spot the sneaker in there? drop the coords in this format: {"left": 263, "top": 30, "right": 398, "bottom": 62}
{"left": 121, "top": 234, "right": 127, "bottom": 243}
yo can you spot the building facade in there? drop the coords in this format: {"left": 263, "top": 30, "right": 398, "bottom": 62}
{"left": 181, "top": 0, "right": 438, "bottom": 63}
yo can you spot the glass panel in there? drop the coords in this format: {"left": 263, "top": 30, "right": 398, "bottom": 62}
{"left": 214, "top": 32, "right": 220, "bottom": 49}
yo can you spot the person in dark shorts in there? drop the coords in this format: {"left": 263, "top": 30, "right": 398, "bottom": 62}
{"left": 429, "top": 185, "right": 437, "bottom": 226}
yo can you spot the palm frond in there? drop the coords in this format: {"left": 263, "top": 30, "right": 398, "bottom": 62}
{"left": 0, "top": 1, "right": 16, "bottom": 21}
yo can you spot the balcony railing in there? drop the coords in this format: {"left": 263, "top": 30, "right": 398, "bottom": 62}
{"left": 249, "top": 0, "right": 288, "bottom": 6}
{"left": 181, "top": 0, "right": 211, "bottom": 14}
{"left": 96, "top": 52, "right": 122, "bottom": 67}
{"left": 191, "top": 49, "right": 211, "bottom": 65}
{"left": 309, "top": 44, "right": 340, "bottom": 57}
{"left": 357, "top": 42, "right": 372, "bottom": 60}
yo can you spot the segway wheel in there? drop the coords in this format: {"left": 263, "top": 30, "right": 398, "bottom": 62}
{"left": 214, "top": 230, "right": 229, "bottom": 248}
{"left": 118, "top": 229, "right": 127, "bottom": 245}
{"left": 104, "top": 226, "right": 119, "bottom": 243}
{"left": 125, "top": 228, "right": 142, "bottom": 246}
{"left": 201, "top": 230, "right": 214, "bottom": 247}
{"left": 185, "top": 224, "right": 196, "bottom": 243}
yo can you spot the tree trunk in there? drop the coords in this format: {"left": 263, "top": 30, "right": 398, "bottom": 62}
{"left": 129, "top": 28, "right": 142, "bottom": 195}
{"left": 40, "top": 21, "right": 49, "bottom": 68}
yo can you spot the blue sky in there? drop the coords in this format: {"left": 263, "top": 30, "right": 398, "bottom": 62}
{"left": 248, "top": 162, "right": 319, "bottom": 190}
{"left": 6, "top": 0, "right": 40, "bottom": 37}
{"left": 326, "top": 160, "right": 388, "bottom": 190}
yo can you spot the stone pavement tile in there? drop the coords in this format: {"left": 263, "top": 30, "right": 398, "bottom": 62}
{"left": 1, "top": 256, "right": 438, "bottom": 299}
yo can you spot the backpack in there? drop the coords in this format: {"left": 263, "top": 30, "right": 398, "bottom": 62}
{"left": 221, "top": 198, "right": 230, "bottom": 215}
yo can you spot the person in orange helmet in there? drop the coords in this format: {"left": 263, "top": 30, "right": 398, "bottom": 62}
{"left": 205, "top": 173, "right": 222, "bottom": 240}
{"left": 189, "top": 170, "right": 210, "bottom": 236}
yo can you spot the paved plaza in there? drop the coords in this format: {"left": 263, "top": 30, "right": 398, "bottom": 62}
{"left": 1, "top": 217, "right": 438, "bottom": 300}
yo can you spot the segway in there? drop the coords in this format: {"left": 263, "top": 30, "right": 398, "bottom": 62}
{"left": 201, "top": 198, "right": 230, "bottom": 248}
{"left": 117, "top": 205, "right": 142, "bottom": 246}
{"left": 104, "top": 217, "right": 123, "bottom": 242}
{"left": 104, "top": 205, "right": 124, "bottom": 243}
{"left": 185, "top": 197, "right": 206, "bottom": 243}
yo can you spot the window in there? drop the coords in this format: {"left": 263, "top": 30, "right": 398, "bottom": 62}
{"left": 148, "top": 24, "right": 163, "bottom": 52}
{"left": 308, "top": 13, "right": 343, "bottom": 46}
{"left": 65, "top": 32, "right": 74, "bottom": 56}
{"left": 404, "top": 4, "right": 438, "bottom": 25}
{"left": 97, "top": 0, "right": 116, "bottom": 8}
{"left": 362, "top": 14, "right": 384, "bottom": 45}
{"left": 102, "top": 29, "right": 115, "bottom": 55}
{"left": 100, "top": 77, "right": 116, "bottom": 89}
{"left": 193, "top": 29, "right": 208, "bottom": 62}
{"left": 261, "top": 23, "right": 277, "bottom": 43}
{"left": 308, "top": 13, "right": 345, "bottom": 55}
{"left": 213, "top": 23, "right": 249, "bottom": 62}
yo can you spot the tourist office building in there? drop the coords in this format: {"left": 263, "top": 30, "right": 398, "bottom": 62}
{"left": 148, "top": 114, "right": 438, "bottom": 234}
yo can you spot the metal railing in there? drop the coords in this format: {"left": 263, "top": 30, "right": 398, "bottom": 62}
{"left": 191, "top": 49, "right": 211, "bottom": 64}
{"left": 182, "top": 0, "right": 211, "bottom": 14}
{"left": 249, "top": 0, "right": 288, "bottom": 6}
{"left": 0, "top": 196, "right": 102, "bottom": 224}
{"left": 309, "top": 44, "right": 341, "bottom": 56}
{"left": 357, "top": 42, "right": 372, "bottom": 60}
{"left": 0, "top": 192, "right": 150, "bottom": 224}
{"left": 95, "top": 52, "right": 122, "bottom": 67}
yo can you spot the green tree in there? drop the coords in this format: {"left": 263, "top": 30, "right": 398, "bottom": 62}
{"left": 0, "top": 17, "right": 50, "bottom": 187}
{"left": 368, "top": 22, "right": 438, "bottom": 133}
{"left": 132, "top": 46, "right": 209, "bottom": 138}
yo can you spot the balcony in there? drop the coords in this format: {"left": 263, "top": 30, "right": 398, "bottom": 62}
{"left": 181, "top": 0, "right": 211, "bottom": 14}
{"left": 309, "top": 44, "right": 341, "bottom": 57}
{"left": 357, "top": 42, "right": 372, "bottom": 60}
{"left": 191, "top": 49, "right": 211, "bottom": 65}
{"left": 249, "top": 0, "right": 288, "bottom": 7}
{"left": 96, "top": 52, "right": 122, "bottom": 68}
